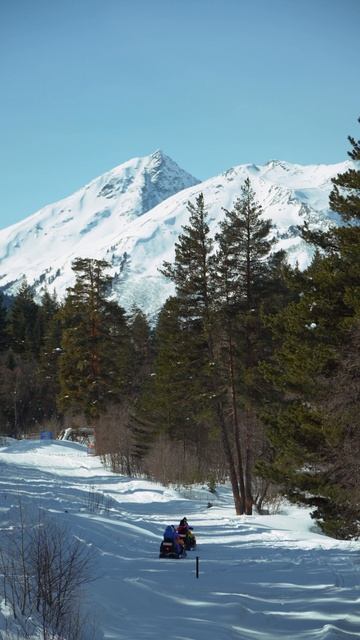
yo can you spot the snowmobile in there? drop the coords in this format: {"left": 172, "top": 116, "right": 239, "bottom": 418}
{"left": 159, "top": 539, "right": 187, "bottom": 559}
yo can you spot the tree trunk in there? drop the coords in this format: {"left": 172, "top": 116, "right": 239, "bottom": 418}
{"left": 228, "top": 328, "right": 245, "bottom": 513}
{"left": 255, "top": 481, "right": 270, "bottom": 514}
{"left": 216, "top": 400, "right": 242, "bottom": 515}
{"left": 206, "top": 324, "right": 242, "bottom": 515}
{"left": 245, "top": 445, "right": 253, "bottom": 515}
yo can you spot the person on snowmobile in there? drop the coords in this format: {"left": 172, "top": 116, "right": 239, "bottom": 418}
{"left": 177, "top": 517, "right": 192, "bottom": 534}
{"left": 163, "top": 524, "right": 184, "bottom": 555}
{"left": 177, "top": 517, "right": 196, "bottom": 549}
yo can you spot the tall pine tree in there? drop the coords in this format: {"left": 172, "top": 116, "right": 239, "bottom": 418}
{"left": 215, "top": 178, "right": 278, "bottom": 513}
{"left": 7, "top": 278, "right": 40, "bottom": 356}
{"left": 0, "top": 292, "right": 9, "bottom": 353}
{"left": 58, "top": 258, "right": 128, "bottom": 420}
{"left": 264, "top": 117, "right": 360, "bottom": 537}
{"left": 161, "top": 193, "right": 243, "bottom": 513}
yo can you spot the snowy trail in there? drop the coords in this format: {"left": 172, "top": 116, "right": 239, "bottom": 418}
{"left": 0, "top": 440, "right": 359, "bottom": 639}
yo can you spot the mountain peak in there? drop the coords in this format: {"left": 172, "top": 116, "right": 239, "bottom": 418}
{"left": 0, "top": 154, "right": 350, "bottom": 319}
{"left": 150, "top": 149, "right": 165, "bottom": 160}
{"left": 146, "top": 149, "right": 198, "bottom": 179}
{"left": 92, "top": 151, "right": 199, "bottom": 216}
{"left": 265, "top": 159, "right": 291, "bottom": 170}
{"left": 137, "top": 151, "right": 200, "bottom": 215}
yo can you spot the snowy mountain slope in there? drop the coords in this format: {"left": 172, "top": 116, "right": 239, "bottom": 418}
{"left": 0, "top": 150, "right": 199, "bottom": 296}
{"left": 0, "top": 153, "right": 352, "bottom": 317}
{"left": 0, "top": 439, "right": 359, "bottom": 640}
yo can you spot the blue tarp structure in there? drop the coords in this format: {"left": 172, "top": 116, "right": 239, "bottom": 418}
{"left": 40, "top": 431, "right": 53, "bottom": 440}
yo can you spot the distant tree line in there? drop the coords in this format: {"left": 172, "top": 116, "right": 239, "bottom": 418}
{"left": 0, "top": 118, "right": 359, "bottom": 539}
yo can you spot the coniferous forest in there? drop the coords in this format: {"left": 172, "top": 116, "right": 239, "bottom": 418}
{"left": 0, "top": 120, "right": 359, "bottom": 539}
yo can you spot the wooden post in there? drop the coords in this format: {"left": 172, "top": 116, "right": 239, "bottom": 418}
{"left": 196, "top": 556, "right": 199, "bottom": 578}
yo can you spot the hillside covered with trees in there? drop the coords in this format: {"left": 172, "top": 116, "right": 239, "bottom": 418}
{"left": 0, "top": 119, "right": 359, "bottom": 539}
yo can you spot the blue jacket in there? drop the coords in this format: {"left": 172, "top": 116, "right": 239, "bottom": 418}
{"left": 163, "top": 525, "right": 176, "bottom": 541}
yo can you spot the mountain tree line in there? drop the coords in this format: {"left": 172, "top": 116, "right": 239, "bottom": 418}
{"left": 0, "top": 117, "right": 358, "bottom": 538}
{"left": 0, "top": 265, "right": 152, "bottom": 471}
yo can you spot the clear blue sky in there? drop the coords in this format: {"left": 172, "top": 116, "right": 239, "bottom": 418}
{"left": 1, "top": 0, "right": 359, "bottom": 229}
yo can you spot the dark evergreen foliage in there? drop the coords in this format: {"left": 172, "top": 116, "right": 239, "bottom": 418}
{"left": 264, "top": 117, "right": 360, "bottom": 537}
{"left": 7, "top": 279, "right": 40, "bottom": 356}
{"left": 134, "top": 195, "right": 223, "bottom": 483}
{"left": 58, "top": 258, "right": 128, "bottom": 419}
{"left": 0, "top": 293, "right": 9, "bottom": 352}
{"left": 161, "top": 193, "right": 216, "bottom": 324}
{"left": 214, "top": 179, "right": 286, "bottom": 514}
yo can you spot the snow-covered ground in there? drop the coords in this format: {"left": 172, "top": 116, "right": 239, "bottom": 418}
{"left": 0, "top": 439, "right": 359, "bottom": 639}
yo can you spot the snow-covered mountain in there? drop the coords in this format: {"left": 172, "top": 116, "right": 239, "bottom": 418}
{"left": 0, "top": 151, "right": 351, "bottom": 317}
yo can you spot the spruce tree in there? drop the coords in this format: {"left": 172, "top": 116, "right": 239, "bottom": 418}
{"left": 58, "top": 258, "right": 128, "bottom": 420}
{"left": 162, "top": 193, "right": 215, "bottom": 324}
{"left": 161, "top": 194, "right": 243, "bottom": 513}
{"left": 7, "top": 278, "right": 40, "bottom": 356}
{"left": 218, "top": 178, "right": 275, "bottom": 310}
{"left": 37, "top": 291, "right": 62, "bottom": 422}
{"left": 215, "top": 178, "right": 277, "bottom": 514}
{"left": 127, "top": 307, "right": 153, "bottom": 396}
{"left": 264, "top": 117, "right": 360, "bottom": 537}
{"left": 136, "top": 297, "right": 215, "bottom": 470}
{"left": 0, "top": 292, "right": 9, "bottom": 353}
{"left": 329, "top": 116, "right": 360, "bottom": 223}
{"left": 95, "top": 307, "right": 153, "bottom": 472}
{"left": 1, "top": 281, "right": 44, "bottom": 434}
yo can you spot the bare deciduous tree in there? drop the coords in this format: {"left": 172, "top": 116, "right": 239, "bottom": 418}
{"left": 0, "top": 505, "right": 97, "bottom": 640}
